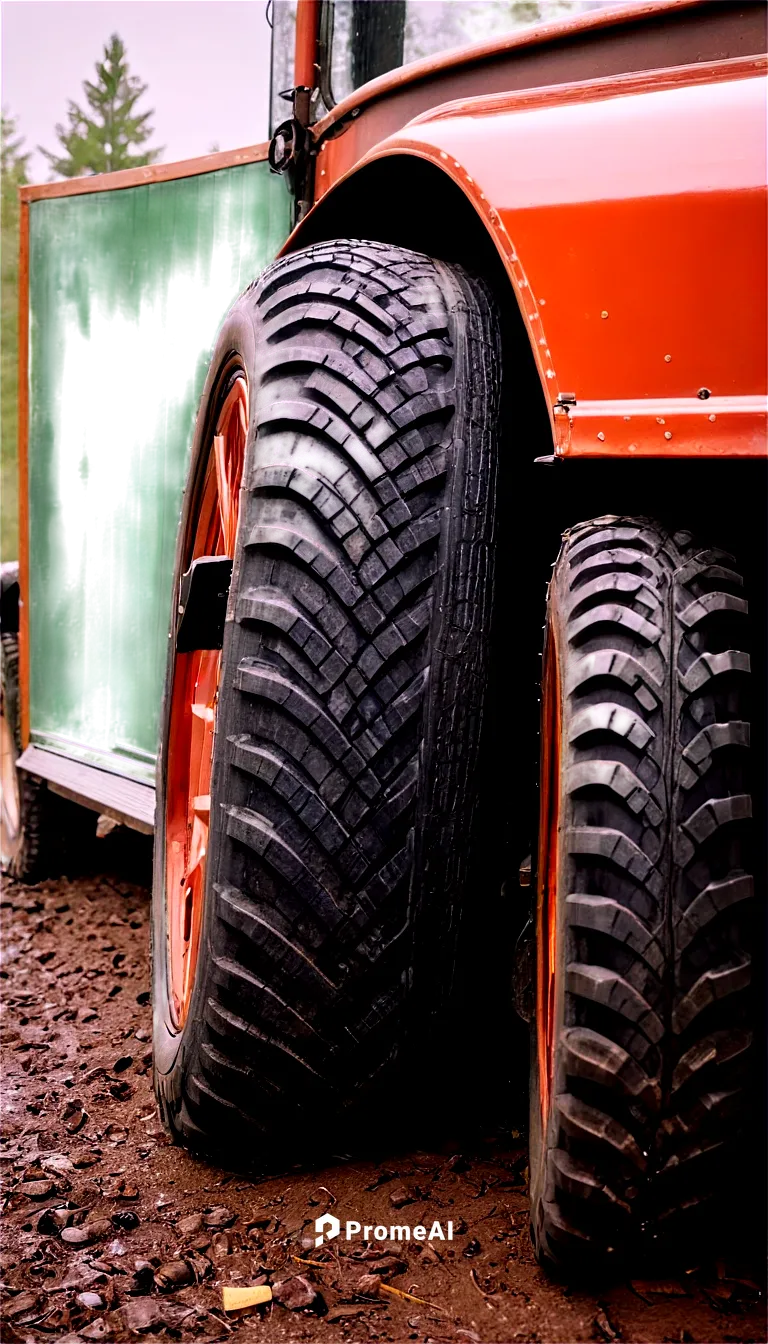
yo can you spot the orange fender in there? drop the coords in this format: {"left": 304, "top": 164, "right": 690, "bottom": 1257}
{"left": 303, "top": 57, "right": 767, "bottom": 459}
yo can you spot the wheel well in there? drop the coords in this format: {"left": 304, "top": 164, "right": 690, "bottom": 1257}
{"left": 293, "top": 154, "right": 554, "bottom": 460}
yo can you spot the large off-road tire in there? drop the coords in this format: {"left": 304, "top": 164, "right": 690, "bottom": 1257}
{"left": 530, "top": 517, "right": 754, "bottom": 1273}
{"left": 153, "top": 240, "right": 500, "bottom": 1158}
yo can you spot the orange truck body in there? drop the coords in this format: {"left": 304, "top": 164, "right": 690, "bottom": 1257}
{"left": 290, "top": 0, "right": 767, "bottom": 463}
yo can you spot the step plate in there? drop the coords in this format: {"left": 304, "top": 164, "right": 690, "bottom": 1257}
{"left": 17, "top": 745, "right": 155, "bottom": 834}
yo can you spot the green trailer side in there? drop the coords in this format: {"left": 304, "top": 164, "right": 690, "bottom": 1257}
{"left": 22, "top": 158, "right": 290, "bottom": 805}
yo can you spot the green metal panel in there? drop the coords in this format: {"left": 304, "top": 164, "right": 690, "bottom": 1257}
{"left": 27, "top": 161, "right": 291, "bottom": 784}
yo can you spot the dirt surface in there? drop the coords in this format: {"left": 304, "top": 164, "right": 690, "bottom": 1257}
{"left": 1, "top": 845, "right": 765, "bottom": 1344}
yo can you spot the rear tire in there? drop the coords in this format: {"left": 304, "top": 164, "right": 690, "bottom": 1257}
{"left": 1, "top": 630, "right": 54, "bottom": 882}
{"left": 530, "top": 516, "right": 754, "bottom": 1274}
{"left": 153, "top": 240, "right": 500, "bottom": 1158}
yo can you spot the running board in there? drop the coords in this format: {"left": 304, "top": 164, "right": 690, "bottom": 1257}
{"left": 16, "top": 746, "right": 155, "bottom": 835}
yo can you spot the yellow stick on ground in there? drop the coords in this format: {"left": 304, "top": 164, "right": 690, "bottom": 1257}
{"left": 378, "top": 1283, "right": 441, "bottom": 1310}
{"left": 221, "top": 1284, "right": 273, "bottom": 1312}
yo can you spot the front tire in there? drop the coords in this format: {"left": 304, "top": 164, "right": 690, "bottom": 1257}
{"left": 153, "top": 240, "right": 500, "bottom": 1159}
{"left": 530, "top": 516, "right": 754, "bottom": 1273}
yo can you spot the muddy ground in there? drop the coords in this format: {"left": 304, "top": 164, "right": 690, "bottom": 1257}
{"left": 1, "top": 838, "right": 765, "bottom": 1344}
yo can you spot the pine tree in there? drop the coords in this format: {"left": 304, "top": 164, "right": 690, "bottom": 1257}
{"left": 40, "top": 34, "right": 162, "bottom": 178}
{"left": 1, "top": 111, "right": 29, "bottom": 560}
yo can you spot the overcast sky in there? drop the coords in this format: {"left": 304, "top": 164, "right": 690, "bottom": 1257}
{"left": 2, "top": 1, "right": 274, "bottom": 184}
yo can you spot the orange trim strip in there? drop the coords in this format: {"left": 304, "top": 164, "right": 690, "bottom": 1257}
{"left": 559, "top": 401, "right": 768, "bottom": 458}
{"left": 17, "top": 199, "right": 30, "bottom": 748}
{"left": 20, "top": 142, "right": 270, "bottom": 203}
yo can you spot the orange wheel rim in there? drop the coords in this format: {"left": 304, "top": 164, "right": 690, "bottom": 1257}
{"left": 536, "top": 621, "right": 561, "bottom": 1126}
{"left": 165, "top": 371, "right": 248, "bottom": 1030}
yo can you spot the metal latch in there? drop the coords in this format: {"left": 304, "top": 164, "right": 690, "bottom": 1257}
{"left": 175, "top": 556, "right": 233, "bottom": 653}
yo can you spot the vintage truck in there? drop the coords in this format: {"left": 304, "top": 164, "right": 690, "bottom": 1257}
{"left": 3, "top": 0, "right": 765, "bottom": 1274}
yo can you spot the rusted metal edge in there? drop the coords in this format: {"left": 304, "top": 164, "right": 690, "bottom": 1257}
{"left": 20, "top": 142, "right": 270, "bottom": 203}
{"left": 17, "top": 199, "right": 30, "bottom": 748}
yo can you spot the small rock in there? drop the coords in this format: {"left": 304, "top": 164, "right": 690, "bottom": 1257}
{"left": 327, "top": 1305, "right": 367, "bottom": 1322}
{"left": 204, "top": 1205, "right": 235, "bottom": 1228}
{"left": 113, "top": 1056, "right": 133, "bottom": 1074}
{"left": 80, "top": 1322, "right": 110, "bottom": 1341}
{"left": 356, "top": 1273, "right": 382, "bottom": 1298}
{"left": 446, "top": 1154, "right": 470, "bottom": 1173}
{"left": 117, "top": 1298, "right": 163, "bottom": 1332}
{"left": 272, "top": 1275, "right": 322, "bottom": 1311}
{"left": 62, "top": 1264, "right": 108, "bottom": 1290}
{"left": 61, "top": 1227, "right": 90, "bottom": 1246}
{"left": 41, "top": 1154, "right": 75, "bottom": 1176}
{"left": 154, "top": 1260, "right": 194, "bottom": 1291}
{"left": 72, "top": 1149, "right": 100, "bottom": 1168}
{"left": 210, "top": 1231, "right": 231, "bottom": 1259}
{"left": 463, "top": 1238, "right": 482, "bottom": 1258}
{"left": 84, "top": 1219, "right": 113, "bottom": 1241}
{"left": 364, "top": 1169, "right": 398, "bottom": 1192}
{"left": 76, "top": 1292, "right": 105, "bottom": 1309}
{"left": 22, "top": 1162, "right": 47, "bottom": 1180}
{"left": 37, "top": 1205, "right": 72, "bottom": 1234}
{"left": 108, "top": 1081, "right": 132, "bottom": 1102}
{"left": 119, "top": 1297, "right": 196, "bottom": 1333}
{"left": 416, "top": 1242, "right": 441, "bottom": 1266}
{"left": 104, "top": 1125, "right": 127, "bottom": 1145}
{"left": 62, "top": 1105, "right": 88, "bottom": 1135}
{"left": 1, "top": 1291, "right": 39, "bottom": 1319}
{"left": 20, "top": 1179, "right": 55, "bottom": 1199}
{"left": 177, "top": 1213, "right": 204, "bottom": 1237}
{"left": 102, "top": 1179, "right": 125, "bottom": 1199}
{"left": 368, "top": 1253, "right": 406, "bottom": 1279}
{"left": 389, "top": 1186, "right": 416, "bottom": 1209}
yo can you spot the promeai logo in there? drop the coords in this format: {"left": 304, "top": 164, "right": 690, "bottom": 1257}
{"left": 315, "top": 1214, "right": 453, "bottom": 1245}
{"left": 315, "top": 1214, "right": 341, "bottom": 1247}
